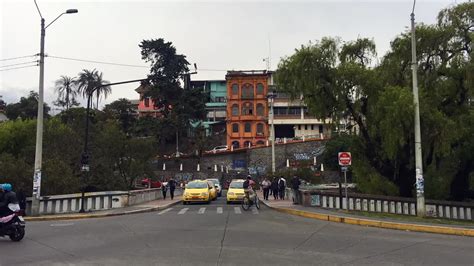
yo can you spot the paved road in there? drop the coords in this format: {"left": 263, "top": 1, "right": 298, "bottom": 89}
{"left": 1, "top": 196, "right": 473, "bottom": 265}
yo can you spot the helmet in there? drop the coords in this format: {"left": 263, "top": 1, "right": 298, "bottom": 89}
{"left": 2, "top": 183, "right": 12, "bottom": 192}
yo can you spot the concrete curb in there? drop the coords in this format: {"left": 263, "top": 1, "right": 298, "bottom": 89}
{"left": 262, "top": 201, "right": 474, "bottom": 237}
{"left": 24, "top": 200, "right": 182, "bottom": 222}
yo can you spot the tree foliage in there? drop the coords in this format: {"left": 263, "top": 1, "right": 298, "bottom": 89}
{"left": 277, "top": 2, "right": 473, "bottom": 200}
{"left": 5, "top": 91, "right": 51, "bottom": 120}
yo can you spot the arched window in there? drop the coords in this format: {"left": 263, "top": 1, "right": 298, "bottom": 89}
{"left": 242, "top": 102, "right": 253, "bottom": 115}
{"left": 232, "top": 123, "right": 239, "bottom": 133}
{"left": 232, "top": 104, "right": 239, "bottom": 116}
{"left": 256, "top": 140, "right": 265, "bottom": 146}
{"left": 256, "top": 123, "right": 264, "bottom": 135}
{"left": 244, "top": 141, "right": 252, "bottom": 148}
{"left": 256, "top": 103, "right": 264, "bottom": 116}
{"left": 241, "top": 83, "right": 254, "bottom": 99}
{"left": 232, "top": 141, "right": 240, "bottom": 148}
{"left": 256, "top": 83, "right": 264, "bottom": 95}
{"left": 244, "top": 122, "right": 251, "bottom": 132}
{"left": 232, "top": 84, "right": 239, "bottom": 95}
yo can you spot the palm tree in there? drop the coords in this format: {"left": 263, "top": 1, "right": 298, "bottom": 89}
{"left": 76, "top": 69, "right": 111, "bottom": 109}
{"left": 54, "top": 75, "right": 77, "bottom": 110}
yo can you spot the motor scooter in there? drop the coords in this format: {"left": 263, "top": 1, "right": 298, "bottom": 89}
{"left": 0, "top": 203, "right": 26, "bottom": 242}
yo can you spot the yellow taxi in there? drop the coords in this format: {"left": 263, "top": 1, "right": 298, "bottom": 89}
{"left": 206, "top": 180, "right": 218, "bottom": 201}
{"left": 183, "top": 180, "right": 213, "bottom": 204}
{"left": 226, "top": 179, "right": 246, "bottom": 204}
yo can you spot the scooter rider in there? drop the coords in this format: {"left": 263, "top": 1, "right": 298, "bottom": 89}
{"left": 0, "top": 183, "right": 18, "bottom": 217}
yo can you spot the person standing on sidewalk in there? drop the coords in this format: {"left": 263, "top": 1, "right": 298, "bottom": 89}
{"left": 278, "top": 176, "right": 286, "bottom": 200}
{"left": 168, "top": 177, "right": 176, "bottom": 200}
{"left": 162, "top": 182, "right": 168, "bottom": 200}
{"left": 261, "top": 177, "right": 271, "bottom": 200}
{"left": 291, "top": 175, "right": 302, "bottom": 204}
{"left": 271, "top": 177, "right": 279, "bottom": 200}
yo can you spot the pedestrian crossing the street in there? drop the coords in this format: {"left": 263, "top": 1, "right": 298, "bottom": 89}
{"left": 157, "top": 206, "right": 260, "bottom": 215}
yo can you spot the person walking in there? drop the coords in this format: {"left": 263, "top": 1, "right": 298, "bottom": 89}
{"left": 278, "top": 176, "right": 286, "bottom": 200}
{"left": 162, "top": 182, "right": 168, "bottom": 200}
{"left": 271, "top": 177, "right": 279, "bottom": 200}
{"left": 261, "top": 177, "right": 271, "bottom": 200}
{"left": 168, "top": 177, "right": 176, "bottom": 200}
{"left": 291, "top": 175, "right": 302, "bottom": 204}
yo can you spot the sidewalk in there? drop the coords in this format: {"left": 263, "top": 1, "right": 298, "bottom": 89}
{"left": 257, "top": 191, "right": 474, "bottom": 237}
{"left": 25, "top": 197, "right": 182, "bottom": 222}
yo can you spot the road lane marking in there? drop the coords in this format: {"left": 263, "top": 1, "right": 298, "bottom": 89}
{"left": 158, "top": 208, "right": 173, "bottom": 215}
{"left": 217, "top": 207, "right": 223, "bottom": 214}
{"left": 234, "top": 207, "right": 241, "bottom": 214}
{"left": 178, "top": 208, "right": 189, "bottom": 215}
{"left": 252, "top": 208, "right": 259, "bottom": 214}
{"left": 198, "top": 207, "right": 206, "bottom": 214}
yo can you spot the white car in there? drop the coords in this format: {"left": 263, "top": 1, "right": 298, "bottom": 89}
{"left": 207, "top": 145, "right": 228, "bottom": 153}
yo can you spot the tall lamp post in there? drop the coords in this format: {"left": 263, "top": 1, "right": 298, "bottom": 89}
{"left": 31, "top": 0, "right": 78, "bottom": 216}
{"left": 79, "top": 78, "right": 148, "bottom": 213}
{"left": 411, "top": 0, "right": 425, "bottom": 217}
{"left": 267, "top": 90, "right": 277, "bottom": 174}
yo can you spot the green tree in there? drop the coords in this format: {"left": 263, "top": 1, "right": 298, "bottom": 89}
{"left": 76, "top": 69, "right": 111, "bottom": 109}
{"left": 5, "top": 91, "right": 51, "bottom": 120}
{"left": 103, "top": 98, "right": 137, "bottom": 133}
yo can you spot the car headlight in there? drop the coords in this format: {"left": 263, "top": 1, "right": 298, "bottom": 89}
{"left": 201, "top": 192, "right": 208, "bottom": 196}
{"left": 227, "top": 192, "right": 234, "bottom": 196}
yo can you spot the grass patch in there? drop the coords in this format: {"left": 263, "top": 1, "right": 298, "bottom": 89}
{"left": 334, "top": 210, "right": 474, "bottom": 227}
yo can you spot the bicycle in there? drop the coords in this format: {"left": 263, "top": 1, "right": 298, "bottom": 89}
{"left": 241, "top": 191, "right": 260, "bottom": 211}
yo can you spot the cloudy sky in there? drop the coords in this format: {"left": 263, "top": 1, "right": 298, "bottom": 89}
{"left": 0, "top": 0, "right": 462, "bottom": 110}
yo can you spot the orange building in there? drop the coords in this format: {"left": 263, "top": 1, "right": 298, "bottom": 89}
{"left": 226, "top": 70, "right": 272, "bottom": 149}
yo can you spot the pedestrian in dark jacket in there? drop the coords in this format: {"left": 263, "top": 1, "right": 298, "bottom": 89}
{"left": 168, "top": 178, "right": 176, "bottom": 200}
{"left": 291, "top": 175, "right": 302, "bottom": 204}
{"left": 278, "top": 177, "right": 286, "bottom": 200}
{"left": 271, "top": 178, "right": 279, "bottom": 200}
{"left": 162, "top": 182, "right": 168, "bottom": 200}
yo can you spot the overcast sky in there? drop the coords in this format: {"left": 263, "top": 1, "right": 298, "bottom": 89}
{"left": 0, "top": 0, "right": 463, "bottom": 111}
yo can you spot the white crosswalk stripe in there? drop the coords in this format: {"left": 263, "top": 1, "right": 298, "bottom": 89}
{"left": 198, "top": 207, "right": 206, "bottom": 214}
{"left": 158, "top": 208, "right": 173, "bottom": 215}
{"left": 217, "top": 207, "right": 223, "bottom": 214}
{"left": 178, "top": 208, "right": 189, "bottom": 215}
{"left": 234, "top": 207, "right": 241, "bottom": 214}
{"left": 252, "top": 208, "right": 259, "bottom": 214}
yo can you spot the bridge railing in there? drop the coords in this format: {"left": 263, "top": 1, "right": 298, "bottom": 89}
{"left": 300, "top": 190, "right": 474, "bottom": 221}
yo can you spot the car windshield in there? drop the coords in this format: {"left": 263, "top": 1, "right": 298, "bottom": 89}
{"left": 229, "top": 182, "right": 243, "bottom": 188}
{"left": 207, "top": 179, "right": 219, "bottom": 185}
{"left": 186, "top": 182, "right": 207, "bottom": 189}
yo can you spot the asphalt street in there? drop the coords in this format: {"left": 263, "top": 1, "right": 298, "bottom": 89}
{"left": 1, "top": 195, "right": 473, "bottom": 265}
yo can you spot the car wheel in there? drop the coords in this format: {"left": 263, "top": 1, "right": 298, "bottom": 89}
{"left": 183, "top": 201, "right": 187, "bottom": 205}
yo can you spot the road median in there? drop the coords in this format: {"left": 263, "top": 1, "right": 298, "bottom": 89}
{"left": 263, "top": 201, "right": 474, "bottom": 237}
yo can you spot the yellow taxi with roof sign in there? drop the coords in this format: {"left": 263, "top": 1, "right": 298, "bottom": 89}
{"left": 226, "top": 179, "right": 245, "bottom": 204}
{"left": 183, "top": 180, "right": 212, "bottom": 204}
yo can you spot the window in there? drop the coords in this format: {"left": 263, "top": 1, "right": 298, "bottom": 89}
{"left": 298, "top": 125, "right": 301, "bottom": 130}
{"left": 244, "top": 141, "right": 252, "bottom": 148}
{"left": 232, "top": 84, "right": 239, "bottom": 95}
{"left": 242, "top": 102, "right": 253, "bottom": 115}
{"left": 232, "top": 141, "right": 240, "bottom": 148}
{"left": 305, "top": 125, "right": 308, "bottom": 130}
{"left": 214, "top": 97, "right": 226, "bottom": 103}
{"left": 319, "top": 125, "right": 323, "bottom": 133}
{"left": 232, "top": 123, "right": 239, "bottom": 133}
{"left": 256, "top": 103, "right": 264, "bottom": 116}
{"left": 256, "top": 123, "right": 264, "bottom": 135}
{"left": 241, "top": 83, "right": 254, "bottom": 99}
{"left": 244, "top": 122, "right": 251, "bottom": 132}
{"left": 311, "top": 125, "right": 314, "bottom": 130}
{"left": 256, "top": 140, "right": 265, "bottom": 146}
{"left": 232, "top": 104, "right": 239, "bottom": 116}
{"left": 256, "top": 83, "right": 264, "bottom": 94}
{"left": 144, "top": 97, "right": 150, "bottom": 107}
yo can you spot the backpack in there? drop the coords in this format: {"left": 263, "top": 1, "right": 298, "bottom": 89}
{"left": 278, "top": 179, "right": 285, "bottom": 189}
{"left": 243, "top": 180, "right": 249, "bottom": 189}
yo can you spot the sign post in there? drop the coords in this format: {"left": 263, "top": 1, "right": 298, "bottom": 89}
{"left": 338, "top": 152, "right": 352, "bottom": 210}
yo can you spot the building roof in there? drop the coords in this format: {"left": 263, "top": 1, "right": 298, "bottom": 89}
{"left": 226, "top": 70, "right": 274, "bottom": 78}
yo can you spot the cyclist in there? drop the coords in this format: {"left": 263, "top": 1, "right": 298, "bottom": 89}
{"left": 243, "top": 175, "right": 256, "bottom": 203}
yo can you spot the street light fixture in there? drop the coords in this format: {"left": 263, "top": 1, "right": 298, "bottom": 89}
{"left": 267, "top": 89, "right": 277, "bottom": 174}
{"left": 31, "top": 0, "right": 78, "bottom": 216}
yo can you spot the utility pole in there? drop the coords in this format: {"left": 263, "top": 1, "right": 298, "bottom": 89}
{"left": 411, "top": 0, "right": 425, "bottom": 217}
{"left": 267, "top": 90, "right": 276, "bottom": 173}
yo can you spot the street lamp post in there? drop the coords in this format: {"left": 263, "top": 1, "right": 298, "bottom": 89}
{"left": 410, "top": 0, "right": 425, "bottom": 217}
{"left": 267, "top": 90, "right": 277, "bottom": 174}
{"left": 31, "top": 1, "right": 78, "bottom": 216}
{"left": 79, "top": 78, "right": 148, "bottom": 213}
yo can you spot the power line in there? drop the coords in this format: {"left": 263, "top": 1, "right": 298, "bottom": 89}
{"left": 0, "top": 64, "right": 38, "bottom": 72}
{"left": 0, "top": 54, "right": 37, "bottom": 62}
{"left": 0, "top": 60, "right": 38, "bottom": 69}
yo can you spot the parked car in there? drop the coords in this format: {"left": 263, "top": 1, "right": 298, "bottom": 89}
{"left": 206, "top": 179, "right": 222, "bottom": 197}
{"left": 141, "top": 178, "right": 162, "bottom": 188}
{"left": 226, "top": 179, "right": 245, "bottom": 204}
{"left": 206, "top": 145, "right": 228, "bottom": 154}
{"left": 182, "top": 180, "right": 212, "bottom": 205}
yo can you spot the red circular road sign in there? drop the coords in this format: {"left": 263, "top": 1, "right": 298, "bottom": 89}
{"left": 338, "top": 152, "right": 352, "bottom": 166}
